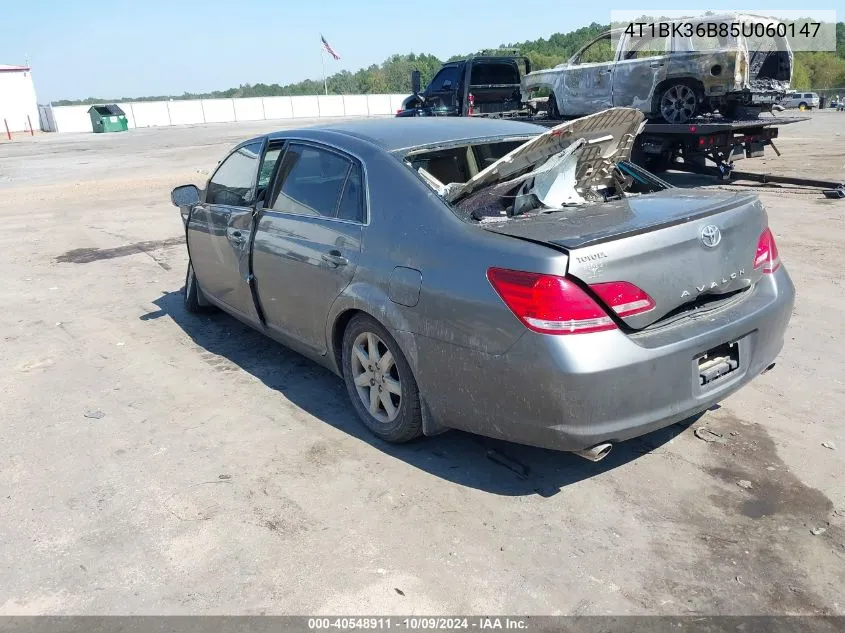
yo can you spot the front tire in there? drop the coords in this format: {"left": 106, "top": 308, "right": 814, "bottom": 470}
{"left": 341, "top": 314, "right": 422, "bottom": 443}
{"left": 184, "top": 261, "right": 214, "bottom": 314}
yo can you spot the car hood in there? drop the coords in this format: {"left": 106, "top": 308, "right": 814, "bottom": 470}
{"left": 445, "top": 107, "right": 646, "bottom": 205}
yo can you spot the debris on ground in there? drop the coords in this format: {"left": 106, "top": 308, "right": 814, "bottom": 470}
{"left": 694, "top": 427, "right": 727, "bottom": 443}
{"left": 394, "top": 588, "right": 405, "bottom": 596}
{"left": 84, "top": 409, "right": 105, "bottom": 419}
{"left": 810, "top": 526, "right": 827, "bottom": 536}
{"left": 737, "top": 480, "right": 753, "bottom": 490}
{"left": 821, "top": 441, "right": 836, "bottom": 450}
{"left": 486, "top": 448, "right": 529, "bottom": 478}
{"left": 218, "top": 474, "right": 232, "bottom": 480}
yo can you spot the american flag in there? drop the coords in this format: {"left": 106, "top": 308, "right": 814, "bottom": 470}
{"left": 321, "top": 35, "right": 340, "bottom": 60}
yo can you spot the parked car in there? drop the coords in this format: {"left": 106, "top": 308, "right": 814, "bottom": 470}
{"left": 522, "top": 13, "right": 793, "bottom": 123}
{"left": 171, "top": 110, "right": 794, "bottom": 461}
{"left": 781, "top": 91, "right": 820, "bottom": 110}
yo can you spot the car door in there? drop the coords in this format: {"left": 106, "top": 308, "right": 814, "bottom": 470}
{"left": 251, "top": 141, "right": 364, "bottom": 355}
{"left": 188, "top": 139, "right": 265, "bottom": 322}
{"left": 424, "top": 63, "right": 462, "bottom": 113}
{"left": 559, "top": 34, "right": 615, "bottom": 116}
{"left": 612, "top": 32, "right": 670, "bottom": 107}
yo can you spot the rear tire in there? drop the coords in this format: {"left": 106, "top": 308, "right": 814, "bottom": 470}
{"left": 547, "top": 92, "right": 561, "bottom": 119}
{"left": 657, "top": 82, "right": 699, "bottom": 124}
{"left": 341, "top": 314, "right": 422, "bottom": 443}
{"left": 185, "top": 261, "right": 215, "bottom": 314}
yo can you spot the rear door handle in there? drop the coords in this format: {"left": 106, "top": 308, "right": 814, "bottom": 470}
{"left": 321, "top": 250, "right": 349, "bottom": 267}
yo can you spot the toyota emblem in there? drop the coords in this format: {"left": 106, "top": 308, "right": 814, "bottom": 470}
{"left": 700, "top": 225, "right": 722, "bottom": 248}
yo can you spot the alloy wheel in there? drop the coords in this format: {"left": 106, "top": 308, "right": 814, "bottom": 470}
{"left": 351, "top": 331, "right": 402, "bottom": 423}
{"left": 660, "top": 84, "right": 697, "bottom": 124}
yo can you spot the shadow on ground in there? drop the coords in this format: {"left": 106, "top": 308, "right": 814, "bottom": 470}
{"left": 143, "top": 290, "right": 700, "bottom": 497}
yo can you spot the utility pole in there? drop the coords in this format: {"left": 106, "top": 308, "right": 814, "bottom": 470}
{"left": 321, "top": 49, "right": 328, "bottom": 95}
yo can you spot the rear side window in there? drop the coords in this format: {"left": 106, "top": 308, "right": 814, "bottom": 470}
{"left": 207, "top": 142, "right": 262, "bottom": 206}
{"left": 470, "top": 63, "right": 519, "bottom": 85}
{"left": 336, "top": 163, "right": 365, "bottom": 223}
{"left": 271, "top": 144, "right": 364, "bottom": 222}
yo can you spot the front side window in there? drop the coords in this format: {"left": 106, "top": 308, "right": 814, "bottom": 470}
{"left": 271, "top": 144, "right": 364, "bottom": 221}
{"left": 622, "top": 34, "right": 669, "bottom": 59}
{"left": 207, "top": 141, "right": 262, "bottom": 206}
{"left": 574, "top": 35, "right": 615, "bottom": 64}
{"left": 429, "top": 66, "right": 460, "bottom": 91}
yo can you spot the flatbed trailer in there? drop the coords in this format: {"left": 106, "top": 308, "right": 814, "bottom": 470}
{"left": 475, "top": 110, "right": 845, "bottom": 198}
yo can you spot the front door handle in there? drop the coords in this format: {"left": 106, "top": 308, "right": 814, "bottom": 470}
{"left": 321, "top": 250, "right": 349, "bottom": 267}
{"left": 649, "top": 62, "right": 665, "bottom": 68}
{"left": 227, "top": 228, "right": 247, "bottom": 245}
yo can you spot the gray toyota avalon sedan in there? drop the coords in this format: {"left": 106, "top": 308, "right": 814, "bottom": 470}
{"left": 171, "top": 108, "right": 794, "bottom": 461}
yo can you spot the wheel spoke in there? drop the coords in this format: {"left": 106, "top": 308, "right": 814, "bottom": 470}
{"left": 353, "top": 344, "right": 369, "bottom": 367}
{"left": 369, "top": 385, "right": 380, "bottom": 415}
{"left": 367, "top": 333, "right": 378, "bottom": 364}
{"left": 380, "top": 392, "right": 397, "bottom": 419}
{"left": 384, "top": 376, "right": 401, "bottom": 396}
{"left": 354, "top": 372, "right": 372, "bottom": 387}
{"left": 377, "top": 350, "right": 394, "bottom": 373}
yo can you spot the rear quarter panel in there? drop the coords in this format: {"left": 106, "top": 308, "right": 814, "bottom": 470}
{"left": 324, "top": 142, "right": 568, "bottom": 395}
{"left": 665, "top": 50, "right": 741, "bottom": 99}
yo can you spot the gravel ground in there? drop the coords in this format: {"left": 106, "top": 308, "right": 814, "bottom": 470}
{"left": 0, "top": 112, "right": 843, "bottom": 615}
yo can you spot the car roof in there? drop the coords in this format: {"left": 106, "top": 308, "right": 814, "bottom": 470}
{"left": 267, "top": 117, "right": 545, "bottom": 153}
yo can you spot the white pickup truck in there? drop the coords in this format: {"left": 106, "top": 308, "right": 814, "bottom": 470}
{"left": 522, "top": 13, "right": 793, "bottom": 123}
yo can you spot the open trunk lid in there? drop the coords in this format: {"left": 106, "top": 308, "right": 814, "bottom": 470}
{"left": 483, "top": 188, "right": 769, "bottom": 329}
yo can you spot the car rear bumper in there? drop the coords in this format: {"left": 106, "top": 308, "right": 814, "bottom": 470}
{"left": 413, "top": 266, "right": 794, "bottom": 451}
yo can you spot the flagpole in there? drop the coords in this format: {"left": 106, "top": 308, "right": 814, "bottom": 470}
{"left": 321, "top": 48, "right": 328, "bottom": 95}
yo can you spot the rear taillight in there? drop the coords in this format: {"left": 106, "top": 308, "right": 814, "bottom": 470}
{"left": 589, "top": 281, "right": 656, "bottom": 317}
{"left": 754, "top": 227, "right": 780, "bottom": 273}
{"left": 487, "top": 268, "right": 616, "bottom": 335}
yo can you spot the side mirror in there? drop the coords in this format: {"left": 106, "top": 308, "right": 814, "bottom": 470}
{"left": 171, "top": 184, "right": 200, "bottom": 207}
{"left": 411, "top": 70, "right": 421, "bottom": 95}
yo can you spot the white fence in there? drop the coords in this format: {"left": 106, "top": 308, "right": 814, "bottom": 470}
{"left": 40, "top": 94, "right": 411, "bottom": 133}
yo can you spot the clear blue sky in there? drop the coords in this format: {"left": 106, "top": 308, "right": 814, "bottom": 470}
{"left": 1, "top": 1, "right": 838, "bottom": 102}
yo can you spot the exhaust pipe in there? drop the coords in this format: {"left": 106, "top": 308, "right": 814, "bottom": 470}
{"left": 762, "top": 362, "right": 776, "bottom": 374}
{"left": 573, "top": 442, "right": 613, "bottom": 462}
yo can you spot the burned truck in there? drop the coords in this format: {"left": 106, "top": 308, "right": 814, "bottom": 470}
{"left": 522, "top": 13, "right": 793, "bottom": 123}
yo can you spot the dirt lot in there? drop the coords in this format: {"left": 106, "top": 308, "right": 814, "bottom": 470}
{"left": 1, "top": 112, "right": 843, "bottom": 615}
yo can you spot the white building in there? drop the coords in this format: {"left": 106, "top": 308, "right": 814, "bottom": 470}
{"left": 0, "top": 65, "right": 39, "bottom": 133}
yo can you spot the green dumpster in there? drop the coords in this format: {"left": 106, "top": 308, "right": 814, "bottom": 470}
{"left": 88, "top": 104, "right": 129, "bottom": 133}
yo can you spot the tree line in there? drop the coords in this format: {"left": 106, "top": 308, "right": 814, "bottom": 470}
{"left": 52, "top": 22, "right": 845, "bottom": 105}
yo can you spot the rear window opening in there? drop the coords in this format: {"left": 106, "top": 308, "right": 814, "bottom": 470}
{"left": 406, "top": 139, "right": 669, "bottom": 222}
{"left": 469, "top": 63, "right": 520, "bottom": 86}
{"left": 406, "top": 140, "right": 524, "bottom": 185}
